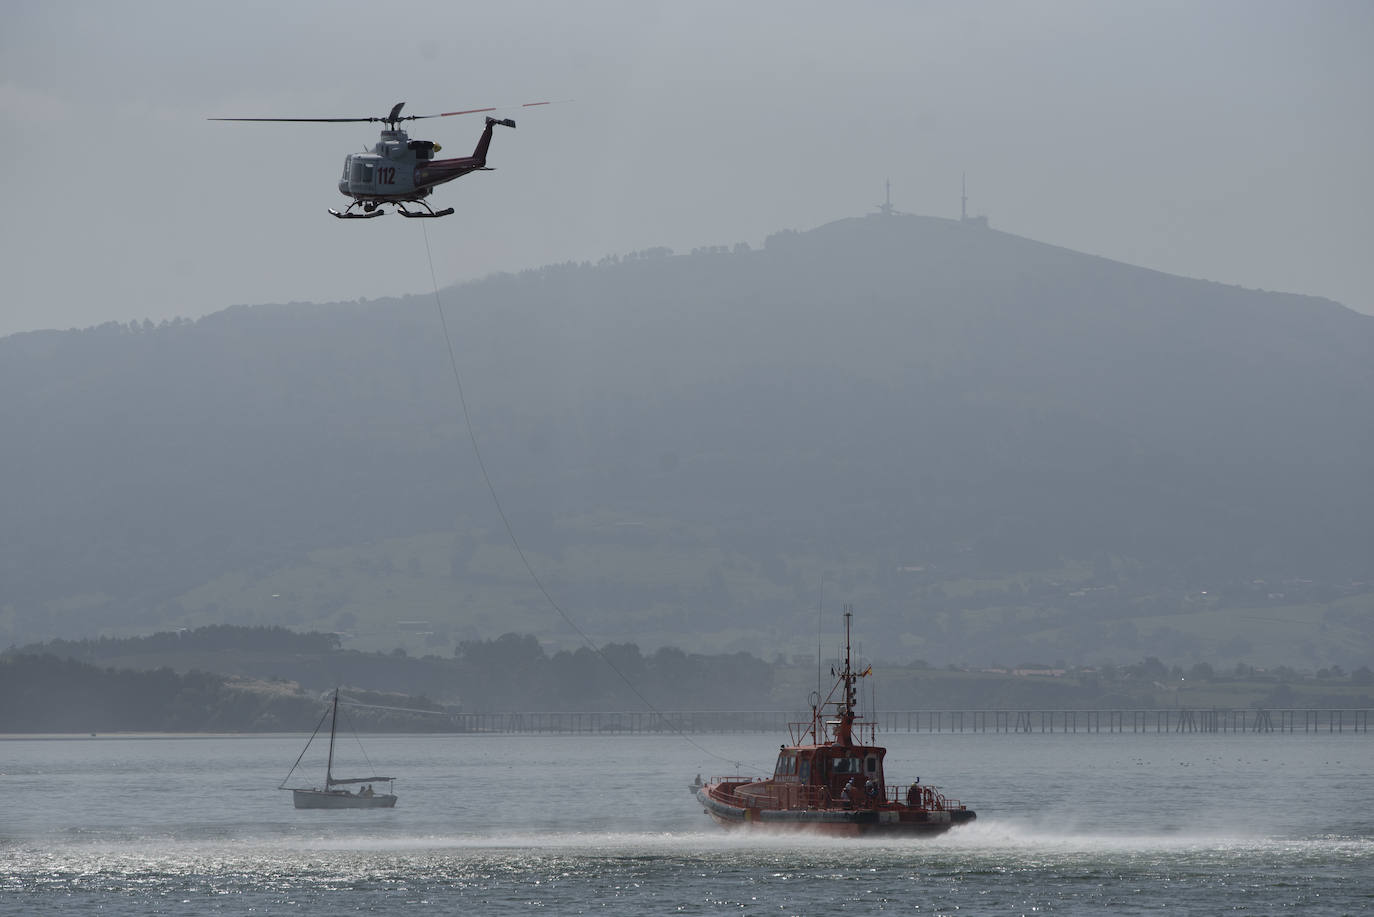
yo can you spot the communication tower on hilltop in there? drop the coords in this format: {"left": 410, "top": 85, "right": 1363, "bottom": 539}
{"left": 874, "top": 179, "right": 906, "bottom": 217}
{"left": 960, "top": 172, "right": 989, "bottom": 227}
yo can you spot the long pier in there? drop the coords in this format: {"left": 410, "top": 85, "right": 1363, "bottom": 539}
{"left": 444, "top": 708, "right": 1371, "bottom": 734}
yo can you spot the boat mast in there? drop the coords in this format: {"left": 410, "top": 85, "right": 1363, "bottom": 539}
{"left": 325, "top": 688, "right": 339, "bottom": 788}
{"left": 835, "top": 605, "right": 857, "bottom": 746}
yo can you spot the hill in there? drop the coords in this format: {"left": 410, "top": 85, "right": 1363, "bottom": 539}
{"left": 2, "top": 213, "right": 1370, "bottom": 667}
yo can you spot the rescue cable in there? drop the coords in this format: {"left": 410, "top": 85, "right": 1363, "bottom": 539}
{"left": 419, "top": 222, "right": 758, "bottom": 770}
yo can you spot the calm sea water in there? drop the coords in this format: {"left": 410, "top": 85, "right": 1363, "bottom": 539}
{"left": 1, "top": 730, "right": 1370, "bottom": 915}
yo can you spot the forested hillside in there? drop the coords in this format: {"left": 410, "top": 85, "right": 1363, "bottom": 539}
{"left": 2, "top": 214, "right": 1370, "bottom": 667}
{"left": 4, "top": 626, "right": 1369, "bottom": 732}
{"left": 1, "top": 625, "right": 777, "bottom": 721}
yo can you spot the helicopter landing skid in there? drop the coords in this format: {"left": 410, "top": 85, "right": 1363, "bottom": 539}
{"left": 397, "top": 206, "right": 455, "bottom": 219}
{"left": 329, "top": 208, "right": 384, "bottom": 219}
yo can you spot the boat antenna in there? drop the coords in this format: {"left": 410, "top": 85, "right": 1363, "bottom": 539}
{"left": 835, "top": 605, "right": 857, "bottom": 746}
{"left": 816, "top": 575, "right": 825, "bottom": 704}
{"left": 868, "top": 656, "right": 878, "bottom": 737}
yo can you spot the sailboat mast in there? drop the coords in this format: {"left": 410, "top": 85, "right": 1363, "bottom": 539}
{"left": 325, "top": 688, "right": 339, "bottom": 787}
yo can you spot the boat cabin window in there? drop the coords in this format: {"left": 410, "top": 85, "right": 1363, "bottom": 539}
{"left": 866, "top": 755, "right": 878, "bottom": 774}
{"left": 831, "top": 756, "right": 862, "bottom": 775}
{"left": 773, "top": 753, "right": 798, "bottom": 777}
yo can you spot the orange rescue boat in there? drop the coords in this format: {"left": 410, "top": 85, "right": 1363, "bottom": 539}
{"left": 695, "top": 609, "right": 975, "bottom": 835}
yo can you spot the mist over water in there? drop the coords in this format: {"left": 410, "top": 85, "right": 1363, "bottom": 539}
{"left": 2, "top": 733, "right": 1369, "bottom": 915}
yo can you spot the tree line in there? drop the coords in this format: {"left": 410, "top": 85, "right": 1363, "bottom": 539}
{"left": 450, "top": 633, "right": 773, "bottom": 710}
{"left": 14, "top": 625, "right": 341, "bottom": 661}
{"left": 5, "top": 626, "right": 1370, "bottom": 734}
{"left": 0, "top": 626, "right": 780, "bottom": 731}
{"left": 0, "top": 654, "right": 450, "bottom": 733}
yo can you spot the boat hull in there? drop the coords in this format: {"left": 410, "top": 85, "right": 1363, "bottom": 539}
{"left": 696, "top": 787, "right": 974, "bottom": 836}
{"left": 292, "top": 789, "right": 397, "bottom": 809}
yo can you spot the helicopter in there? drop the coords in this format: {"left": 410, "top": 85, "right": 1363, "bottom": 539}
{"left": 209, "top": 101, "right": 552, "bottom": 218}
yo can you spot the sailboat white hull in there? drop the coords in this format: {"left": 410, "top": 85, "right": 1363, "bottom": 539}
{"left": 292, "top": 788, "right": 397, "bottom": 809}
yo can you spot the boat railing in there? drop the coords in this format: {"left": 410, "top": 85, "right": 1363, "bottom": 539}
{"left": 886, "top": 784, "right": 965, "bottom": 810}
{"left": 787, "top": 718, "right": 882, "bottom": 746}
{"left": 709, "top": 778, "right": 970, "bottom": 812}
{"left": 704, "top": 777, "right": 762, "bottom": 807}
{"left": 707, "top": 779, "right": 838, "bottom": 811}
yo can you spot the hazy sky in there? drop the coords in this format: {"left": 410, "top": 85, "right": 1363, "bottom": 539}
{"left": 2, "top": 0, "right": 1371, "bottom": 337}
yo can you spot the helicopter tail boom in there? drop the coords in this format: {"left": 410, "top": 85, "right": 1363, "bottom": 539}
{"left": 412, "top": 116, "right": 515, "bottom": 191}
{"left": 471, "top": 116, "right": 516, "bottom": 165}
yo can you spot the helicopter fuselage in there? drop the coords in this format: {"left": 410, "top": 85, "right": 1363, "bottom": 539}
{"left": 211, "top": 101, "right": 530, "bottom": 218}
{"left": 337, "top": 121, "right": 507, "bottom": 206}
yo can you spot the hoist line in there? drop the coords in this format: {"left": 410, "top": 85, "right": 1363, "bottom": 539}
{"left": 418, "top": 221, "right": 756, "bottom": 770}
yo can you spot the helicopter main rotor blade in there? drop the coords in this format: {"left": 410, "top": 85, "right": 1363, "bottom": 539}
{"left": 208, "top": 100, "right": 569, "bottom": 124}
{"left": 207, "top": 116, "right": 383, "bottom": 123}
{"left": 416, "top": 100, "right": 569, "bottom": 119}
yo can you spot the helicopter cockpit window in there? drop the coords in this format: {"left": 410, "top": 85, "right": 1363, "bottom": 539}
{"left": 351, "top": 162, "right": 375, "bottom": 185}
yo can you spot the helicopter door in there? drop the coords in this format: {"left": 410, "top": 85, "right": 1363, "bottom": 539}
{"left": 349, "top": 160, "right": 376, "bottom": 192}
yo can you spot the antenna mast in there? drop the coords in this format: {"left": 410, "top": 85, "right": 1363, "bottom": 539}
{"left": 835, "top": 604, "right": 857, "bottom": 746}
{"left": 877, "top": 179, "right": 896, "bottom": 217}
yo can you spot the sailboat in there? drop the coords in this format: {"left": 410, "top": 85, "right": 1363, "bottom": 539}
{"left": 280, "top": 688, "right": 398, "bottom": 809}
